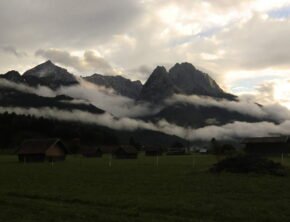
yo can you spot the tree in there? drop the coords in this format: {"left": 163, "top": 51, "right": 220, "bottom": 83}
{"left": 211, "top": 138, "right": 223, "bottom": 160}
{"left": 171, "top": 141, "right": 184, "bottom": 148}
{"left": 129, "top": 137, "right": 141, "bottom": 150}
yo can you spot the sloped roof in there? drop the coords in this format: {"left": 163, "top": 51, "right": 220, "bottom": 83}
{"left": 18, "top": 138, "right": 67, "bottom": 154}
{"left": 242, "top": 136, "right": 289, "bottom": 144}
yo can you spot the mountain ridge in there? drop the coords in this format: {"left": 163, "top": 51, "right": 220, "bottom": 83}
{"left": 0, "top": 60, "right": 244, "bottom": 128}
{"left": 1, "top": 60, "right": 236, "bottom": 103}
{"left": 84, "top": 73, "right": 143, "bottom": 99}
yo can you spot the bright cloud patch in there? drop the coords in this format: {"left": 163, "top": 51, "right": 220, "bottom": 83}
{"left": 0, "top": 0, "right": 290, "bottom": 109}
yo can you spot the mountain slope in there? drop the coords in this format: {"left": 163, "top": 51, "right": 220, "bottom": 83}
{"left": 84, "top": 73, "right": 142, "bottom": 99}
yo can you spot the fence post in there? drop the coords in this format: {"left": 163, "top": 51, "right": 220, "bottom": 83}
{"left": 281, "top": 153, "right": 284, "bottom": 164}
{"left": 109, "top": 154, "right": 112, "bottom": 167}
{"left": 156, "top": 155, "right": 159, "bottom": 167}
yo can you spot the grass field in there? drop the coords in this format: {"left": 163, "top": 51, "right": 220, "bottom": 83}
{"left": 0, "top": 154, "right": 290, "bottom": 222}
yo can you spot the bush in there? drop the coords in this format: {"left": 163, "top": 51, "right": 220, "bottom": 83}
{"left": 210, "top": 155, "right": 287, "bottom": 176}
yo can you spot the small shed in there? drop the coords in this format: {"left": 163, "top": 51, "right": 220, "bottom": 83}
{"left": 242, "top": 136, "right": 290, "bottom": 155}
{"left": 18, "top": 138, "right": 68, "bottom": 162}
{"left": 112, "top": 145, "right": 138, "bottom": 159}
{"left": 80, "top": 146, "right": 102, "bottom": 158}
{"left": 144, "top": 146, "right": 163, "bottom": 156}
{"left": 199, "top": 148, "right": 208, "bottom": 154}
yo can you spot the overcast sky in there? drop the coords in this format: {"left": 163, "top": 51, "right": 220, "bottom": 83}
{"left": 1, "top": 0, "right": 290, "bottom": 108}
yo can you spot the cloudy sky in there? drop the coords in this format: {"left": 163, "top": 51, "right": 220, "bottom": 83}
{"left": 1, "top": 0, "right": 290, "bottom": 108}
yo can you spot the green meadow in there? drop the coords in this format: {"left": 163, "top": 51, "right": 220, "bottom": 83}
{"left": 0, "top": 154, "right": 290, "bottom": 222}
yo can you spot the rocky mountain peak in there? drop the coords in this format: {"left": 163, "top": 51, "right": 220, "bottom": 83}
{"left": 138, "top": 66, "right": 179, "bottom": 103}
{"left": 43, "top": 60, "right": 53, "bottom": 65}
{"left": 22, "top": 61, "right": 78, "bottom": 89}
{"left": 139, "top": 62, "right": 236, "bottom": 103}
{"left": 144, "top": 66, "right": 168, "bottom": 84}
{"left": 170, "top": 62, "right": 196, "bottom": 72}
{"left": 23, "top": 60, "right": 65, "bottom": 77}
{"left": 168, "top": 62, "right": 224, "bottom": 96}
{"left": 153, "top": 66, "right": 167, "bottom": 74}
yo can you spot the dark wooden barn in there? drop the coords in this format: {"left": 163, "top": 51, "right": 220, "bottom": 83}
{"left": 80, "top": 146, "right": 102, "bottom": 158}
{"left": 112, "top": 145, "right": 138, "bottom": 159}
{"left": 18, "top": 138, "right": 68, "bottom": 162}
{"left": 242, "top": 136, "right": 290, "bottom": 155}
{"left": 144, "top": 146, "right": 163, "bottom": 156}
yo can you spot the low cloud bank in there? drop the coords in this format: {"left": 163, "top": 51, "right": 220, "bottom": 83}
{"left": 167, "top": 94, "right": 290, "bottom": 122}
{"left": 0, "top": 106, "right": 159, "bottom": 133}
{"left": 58, "top": 79, "right": 161, "bottom": 117}
{"left": 0, "top": 79, "right": 55, "bottom": 97}
{"left": 187, "top": 121, "right": 290, "bottom": 141}
{"left": 1, "top": 79, "right": 290, "bottom": 141}
{"left": 0, "top": 106, "right": 289, "bottom": 141}
{"left": 0, "top": 78, "right": 159, "bottom": 117}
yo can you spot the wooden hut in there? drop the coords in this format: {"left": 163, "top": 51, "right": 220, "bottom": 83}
{"left": 18, "top": 138, "right": 68, "bottom": 162}
{"left": 80, "top": 146, "right": 102, "bottom": 158}
{"left": 112, "top": 145, "right": 138, "bottom": 159}
{"left": 145, "top": 146, "right": 163, "bottom": 156}
{"left": 242, "top": 136, "right": 290, "bottom": 155}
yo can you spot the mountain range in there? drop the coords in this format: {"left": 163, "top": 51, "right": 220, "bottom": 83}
{"left": 0, "top": 60, "right": 267, "bottom": 133}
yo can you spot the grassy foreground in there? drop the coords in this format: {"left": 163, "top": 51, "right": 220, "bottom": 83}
{"left": 0, "top": 154, "right": 290, "bottom": 222}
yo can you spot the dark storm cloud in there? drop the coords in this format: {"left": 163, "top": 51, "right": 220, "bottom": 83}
{"left": 0, "top": 0, "right": 143, "bottom": 48}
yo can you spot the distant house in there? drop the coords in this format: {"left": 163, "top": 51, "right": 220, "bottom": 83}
{"left": 144, "top": 146, "right": 163, "bottom": 156}
{"left": 198, "top": 148, "right": 208, "bottom": 154}
{"left": 80, "top": 146, "right": 102, "bottom": 158}
{"left": 112, "top": 145, "right": 138, "bottom": 159}
{"left": 18, "top": 138, "right": 68, "bottom": 162}
{"left": 242, "top": 136, "right": 290, "bottom": 155}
